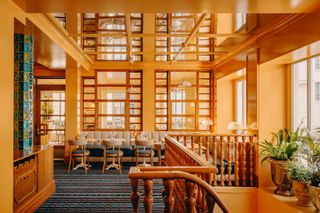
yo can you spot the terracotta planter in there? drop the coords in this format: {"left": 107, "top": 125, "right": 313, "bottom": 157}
{"left": 268, "top": 158, "right": 294, "bottom": 196}
{"left": 292, "top": 180, "right": 312, "bottom": 207}
{"left": 308, "top": 185, "right": 320, "bottom": 213}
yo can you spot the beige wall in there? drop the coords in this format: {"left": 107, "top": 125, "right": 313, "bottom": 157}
{"left": 257, "top": 63, "right": 288, "bottom": 187}
{"left": 216, "top": 72, "right": 237, "bottom": 134}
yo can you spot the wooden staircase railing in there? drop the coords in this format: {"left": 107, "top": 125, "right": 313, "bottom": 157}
{"left": 168, "top": 133, "right": 257, "bottom": 187}
{"left": 129, "top": 166, "right": 229, "bottom": 213}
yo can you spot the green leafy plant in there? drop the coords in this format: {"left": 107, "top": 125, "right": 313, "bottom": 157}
{"left": 287, "top": 162, "right": 313, "bottom": 182}
{"left": 260, "top": 128, "right": 299, "bottom": 164}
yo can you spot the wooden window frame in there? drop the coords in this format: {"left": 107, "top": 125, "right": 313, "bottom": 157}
{"left": 155, "top": 70, "right": 213, "bottom": 131}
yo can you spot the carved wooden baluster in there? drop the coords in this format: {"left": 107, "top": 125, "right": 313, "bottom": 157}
{"left": 205, "top": 136, "right": 209, "bottom": 161}
{"left": 212, "top": 136, "right": 217, "bottom": 186}
{"left": 206, "top": 194, "right": 216, "bottom": 213}
{"left": 241, "top": 136, "right": 247, "bottom": 186}
{"left": 184, "top": 136, "right": 187, "bottom": 147}
{"left": 130, "top": 178, "right": 140, "bottom": 213}
{"left": 191, "top": 136, "right": 195, "bottom": 152}
{"left": 163, "top": 179, "right": 175, "bottom": 213}
{"left": 198, "top": 136, "right": 202, "bottom": 157}
{"left": 185, "top": 180, "right": 198, "bottom": 213}
{"left": 249, "top": 136, "right": 254, "bottom": 186}
{"left": 197, "top": 175, "right": 203, "bottom": 211}
{"left": 234, "top": 136, "right": 240, "bottom": 186}
{"left": 143, "top": 179, "right": 153, "bottom": 213}
{"left": 219, "top": 136, "right": 225, "bottom": 186}
{"left": 227, "top": 136, "right": 232, "bottom": 186}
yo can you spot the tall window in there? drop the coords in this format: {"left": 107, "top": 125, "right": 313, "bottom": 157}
{"left": 292, "top": 56, "right": 320, "bottom": 130}
{"left": 235, "top": 79, "right": 246, "bottom": 127}
{"left": 81, "top": 70, "right": 142, "bottom": 130}
{"left": 155, "top": 70, "right": 212, "bottom": 131}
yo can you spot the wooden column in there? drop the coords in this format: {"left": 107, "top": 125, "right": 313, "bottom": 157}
{"left": 65, "top": 13, "right": 80, "bottom": 161}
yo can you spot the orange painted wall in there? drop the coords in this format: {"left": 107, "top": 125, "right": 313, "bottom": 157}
{"left": 257, "top": 62, "right": 289, "bottom": 187}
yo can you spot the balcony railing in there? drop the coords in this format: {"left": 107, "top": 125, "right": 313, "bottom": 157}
{"left": 168, "top": 133, "right": 258, "bottom": 187}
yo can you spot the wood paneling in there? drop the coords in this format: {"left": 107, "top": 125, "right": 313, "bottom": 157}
{"left": 14, "top": 145, "right": 55, "bottom": 213}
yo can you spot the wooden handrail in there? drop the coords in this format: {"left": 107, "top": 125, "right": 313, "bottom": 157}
{"left": 129, "top": 167, "right": 229, "bottom": 213}
{"left": 139, "top": 166, "right": 217, "bottom": 174}
{"left": 167, "top": 133, "right": 258, "bottom": 187}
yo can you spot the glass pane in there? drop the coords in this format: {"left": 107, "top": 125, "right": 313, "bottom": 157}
{"left": 199, "top": 102, "right": 210, "bottom": 109}
{"left": 172, "top": 117, "right": 195, "bottom": 130}
{"left": 130, "top": 72, "right": 141, "bottom": 78}
{"left": 84, "top": 79, "right": 95, "bottom": 85}
{"left": 130, "top": 80, "right": 141, "bottom": 85}
{"left": 41, "top": 116, "right": 65, "bottom": 129}
{"left": 84, "top": 102, "right": 95, "bottom": 108}
{"left": 199, "top": 87, "right": 210, "bottom": 93}
{"left": 156, "top": 102, "right": 167, "bottom": 108}
{"left": 130, "top": 117, "right": 141, "bottom": 123}
{"left": 98, "top": 116, "right": 125, "bottom": 129}
{"left": 97, "top": 87, "right": 126, "bottom": 100}
{"left": 156, "top": 117, "right": 167, "bottom": 123}
{"left": 83, "top": 117, "right": 95, "bottom": 123}
{"left": 84, "top": 94, "right": 95, "bottom": 100}
{"left": 41, "top": 102, "right": 65, "bottom": 115}
{"left": 156, "top": 124, "right": 167, "bottom": 130}
{"left": 97, "top": 71, "right": 126, "bottom": 84}
{"left": 84, "top": 109, "right": 95, "bottom": 115}
{"left": 130, "top": 124, "right": 141, "bottom": 130}
{"left": 199, "top": 117, "right": 211, "bottom": 131}
{"left": 156, "top": 72, "right": 167, "bottom": 79}
{"left": 171, "top": 72, "right": 196, "bottom": 85}
{"left": 311, "top": 56, "right": 320, "bottom": 130}
{"left": 199, "top": 79, "right": 210, "bottom": 85}
{"left": 293, "top": 60, "right": 308, "bottom": 129}
{"left": 130, "top": 94, "right": 141, "bottom": 100}
{"left": 84, "top": 87, "right": 95, "bottom": 93}
{"left": 199, "top": 109, "right": 210, "bottom": 116}
{"left": 156, "top": 109, "right": 167, "bottom": 115}
{"left": 156, "top": 79, "right": 167, "bottom": 86}
{"left": 172, "top": 102, "right": 195, "bottom": 115}
{"left": 199, "top": 94, "right": 210, "bottom": 101}
{"left": 130, "top": 102, "right": 141, "bottom": 108}
{"left": 156, "top": 87, "right": 167, "bottom": 94}
{"left": 171, "top": 87, "right": 196, "bottom": 100}
{"left": 156, "top": 94, "right": 167, "bottom": 100}
{"left": 130, "top": 109, "right": 141, "bottom": 115}
{"left": 40, "top": 91, "right": 65, "bottom": 100}
{"left": 99, "top": 102, "right": 125, "bottom": 114}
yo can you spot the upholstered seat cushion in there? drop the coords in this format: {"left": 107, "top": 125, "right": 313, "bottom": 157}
{"left": 135, "top": 149, "right": 154, "bottom": 156}
{"left": 72, "top": 150, "right": 90, "bottom": 156}
{"left": 105, "top": 150, "right": 123, "bottom": 156}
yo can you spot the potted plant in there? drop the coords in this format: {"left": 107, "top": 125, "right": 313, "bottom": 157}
{"left": 260, "top": 128, "right": 300, "bottom": 196}
{"left": 308, "top": 142, "right": 320, "bottom": 212}
{"left": 287, "top": 163, "right": 313, "bottom": 206}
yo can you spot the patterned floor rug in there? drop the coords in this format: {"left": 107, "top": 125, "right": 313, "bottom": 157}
{"left": 36, "top": 161, "right": 164, "bottom": 212}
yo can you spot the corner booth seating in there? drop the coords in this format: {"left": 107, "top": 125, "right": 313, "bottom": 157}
{"left": 79, "top": 131, "right": 167, "bottom": 163}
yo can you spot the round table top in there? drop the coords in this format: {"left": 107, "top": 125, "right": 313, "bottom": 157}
{"left": 102, "top": 138, "right": 124, "bottom": 146}
{"left": 135, "top": 139, "right": 154, "bottom": 146}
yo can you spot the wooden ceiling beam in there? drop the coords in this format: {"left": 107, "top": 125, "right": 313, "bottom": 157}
{"left": 173, "top": 13, "right": 209, "bottom": 62}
